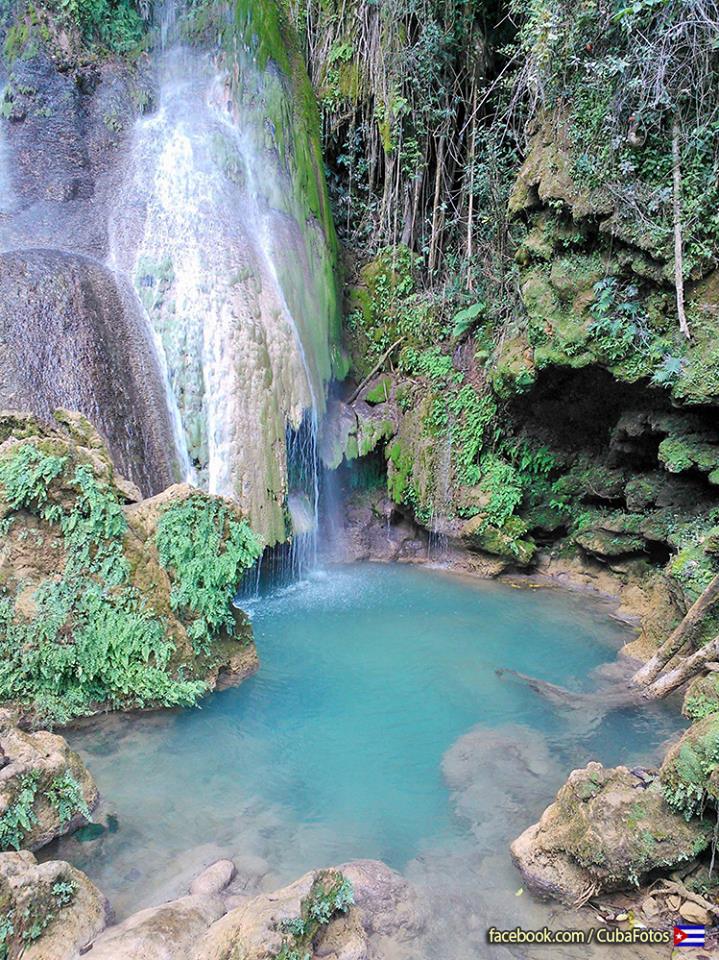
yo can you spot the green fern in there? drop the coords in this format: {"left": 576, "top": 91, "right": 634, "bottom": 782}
{"left": 155, "top": 495, "right": 262, "bottom": 654}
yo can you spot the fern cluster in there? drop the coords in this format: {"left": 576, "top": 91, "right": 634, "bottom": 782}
{"left": 0, "top": 771, "right": 41, "bottom": 851}
{"left": 0, "top": 444, "right": 212, "bottom": 723}
{"left": 155, "top": 494, "right": 262, "bottom": 654}
{"left": 0, "top": 769, "right": 91, "bottom": 851}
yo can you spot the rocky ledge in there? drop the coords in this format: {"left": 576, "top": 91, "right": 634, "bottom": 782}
{"left": 0, "top": 855, "right": 423, "bottom": 960}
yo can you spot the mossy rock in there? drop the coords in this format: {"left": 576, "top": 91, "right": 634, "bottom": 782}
{"left": 488, "top": 335, "right": 536, "bottom": 398}
{"left": 461, "top": 515, "right": 536, "bottom": 566}
{"left": 364, "top": 377, "right": 393, "bottom": 405}
{"left": 0, "top": 712, "right": 97, "bottom": 852}
{"left": 0, "top": 850, "right": 107, "bottom": 958}
{"left": 658, "top": 434, "right": 719, "bottom": 477}
{"left": 0, "top": 414, "right": 260, "bottom": 725}
{"left": 574, "top": 525, "right": 646, "bottom": 559}
{"left": 521, "top": 502, "right": 568, "bottom": 535}
{"left": 511, "top": 762, "right": 711, "bottom": 903}
{"left": 660, "top": 714, "right": 719, "bottom": 818}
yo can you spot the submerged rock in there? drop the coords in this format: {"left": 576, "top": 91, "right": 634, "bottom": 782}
{"left": 442, "top": 724, "right": 561, "bottom": 843}
{"left": 0, "top": 411, "right": 260, "bottom": 725}
{"left": 511, "top": 761, "right": 710, "bottom": 903}
{"left": 0, "top": 850, "right": 108, "bottom": 960}
{"left": 0, "top": 710, "right": 97, "bottom": 852}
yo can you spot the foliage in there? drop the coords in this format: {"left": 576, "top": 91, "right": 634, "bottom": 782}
{"left": 0, "top": 771, "right": 39, "bottom": 851}
{"left": 294, "top": 0, "right": 522, "bottom": 318}
{"left": 451, "top": 301, "right": 486, "bottom": 339}
{"left": 3, "top": 0, "right": 147, "bottom": 60}
{"left": 46, "top": 772, "right": 90, "bottom": 824}
{"left": 52, "top": 0, "right": 145, "bottom": 53}
{"left": 511, "top": 0, "right": 719, "bottom": 273}
{"left": 661, "top": 715, "right": 719, "bottom": 819}
{"left": 155, "top": 495, "right": 262, "bottom": 654}
{"left": 0, "top": 444, "right": 211, "bottom": 724}
{"left": 273, "top": 871, "right": 354, "bottom": 960}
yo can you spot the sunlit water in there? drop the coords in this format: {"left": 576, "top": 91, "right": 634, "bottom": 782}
{"left": 57, "top": 564, "right": 683, "bottom": 957}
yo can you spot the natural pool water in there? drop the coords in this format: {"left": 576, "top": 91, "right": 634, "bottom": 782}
{"left": 58, "top": 563, "right": 683, "bottom": 957}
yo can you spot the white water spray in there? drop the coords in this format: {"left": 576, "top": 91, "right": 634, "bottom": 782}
{"left": 108, "top": 27, "right": 336, "bottom": 549}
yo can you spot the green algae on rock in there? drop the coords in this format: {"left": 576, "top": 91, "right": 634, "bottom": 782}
{"left": 0, "top": 411, "right": 260, "bottom": 726}
{"left": 511, "top": 761, "right": 711, "bottom": 904}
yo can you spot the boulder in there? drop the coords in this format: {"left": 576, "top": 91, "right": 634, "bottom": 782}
{"left": 192, "top": 860, "right": 423, "bottom": 960}
{"left": 511, "top": 762, "right": 711, "bottom": 903}
{"left": 189, "top": 860, "right": 236, "bottom": 897}
{"left": 0, "top": 710, "right": 97, "bottom": 852}
{"left": 461, "top": 515, "right": 536, "bottom": 566}
{"left": 0, "top": 850, "right": 108, "bottom": 960}
{"left": 0, "top": 250, "right": 184, "bottom": 497}
{"left": 84, "top": 893, "right": 227, "bottom": 960}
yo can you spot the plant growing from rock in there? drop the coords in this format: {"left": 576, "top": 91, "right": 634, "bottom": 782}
{"left": 273, "top": 871, "right": 354, "bottom": 960}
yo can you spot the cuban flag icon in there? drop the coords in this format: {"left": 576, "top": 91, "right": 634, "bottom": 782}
{"left": 674, "top": 925, "right": 706, "bottom": 948}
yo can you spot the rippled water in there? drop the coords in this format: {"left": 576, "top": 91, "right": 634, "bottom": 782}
{"left": 57, "top": 564, "right": 683, "bottom": 957}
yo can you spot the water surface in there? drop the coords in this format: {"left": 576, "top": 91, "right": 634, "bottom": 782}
{"left": 59, "top": 563, "right": 682, "bottom": 957}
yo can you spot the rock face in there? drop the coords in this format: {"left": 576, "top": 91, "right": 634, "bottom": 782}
{"left": 0, "top": 410, "right": 260, "bottom": 725}
{"left": 511, "top": 762, "right": 710, "bottom": 903}
{"left": 0, "top": 249, "right": 185, "bottom": 496}
{"left": 0, "top": 850, "right": 108, "bottom": 960}
{"left": 0, "top": 710, "right": 97, "bottom": 852}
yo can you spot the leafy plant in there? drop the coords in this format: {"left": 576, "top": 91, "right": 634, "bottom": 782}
{"left": 0, "top": 444, "right": 233, "bottom": 723}
{"left": 451, "top": 301, "right": 486, "bottom": 339}
{"left": 0, "top": 771, "right": 40, "bottom": 851}
{"left": 46, "top": 772, "right": 90, "bottom": 825}
{"left": 155, "top": 495, "right": 262, "bottom": 654}
{"left": 273, "top": 872, "right": 354, "bottom": 960}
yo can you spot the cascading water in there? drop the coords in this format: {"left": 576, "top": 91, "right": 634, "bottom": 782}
{"left": 108, "top": 6, "right": 339, "bottom": 553}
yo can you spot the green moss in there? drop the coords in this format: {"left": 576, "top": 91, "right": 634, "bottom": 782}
{"left": 658, "top": 435, "right": 719, "bottom": 476}
{"left": 365, "top": 377, "right": 392, "bottom": 405}
{"left": 386, "top": 440, "right": 413, "bottom": 504}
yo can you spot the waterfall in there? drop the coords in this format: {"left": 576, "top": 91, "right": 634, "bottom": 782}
{"left": 108, "top": 17, "right": 337, "bottom": 551}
